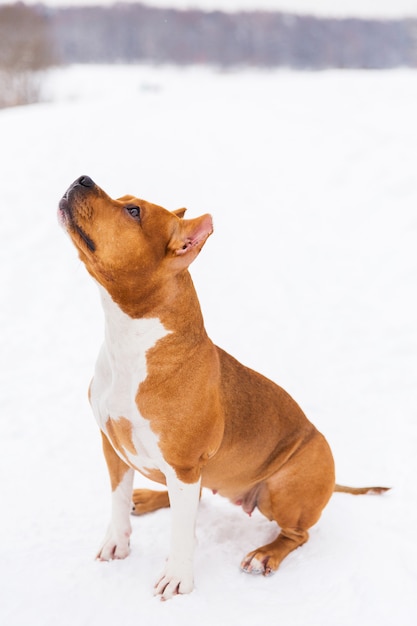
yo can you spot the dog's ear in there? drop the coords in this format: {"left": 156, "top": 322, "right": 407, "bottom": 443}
{"left": 168, "top": 214, "right": 213, "bottom": 267}
{"left": 172, "top": 207, "right": 187, "bottom": 219}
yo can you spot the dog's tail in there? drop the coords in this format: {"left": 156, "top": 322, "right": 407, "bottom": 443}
{"left": 334, "top": 483, "right": 390, "bottom": 496}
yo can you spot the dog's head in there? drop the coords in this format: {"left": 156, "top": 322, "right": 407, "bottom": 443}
{"left": 58, "top": 176, "right": 213, "bottom": 315}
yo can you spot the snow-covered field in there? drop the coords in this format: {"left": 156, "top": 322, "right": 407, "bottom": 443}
{"left": 1, "top": 64, "right": 416, "bottom": 625}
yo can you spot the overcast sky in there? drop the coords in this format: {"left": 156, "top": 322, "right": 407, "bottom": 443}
{"left": 7, "top": 0, "right": 417, "bottom": 18}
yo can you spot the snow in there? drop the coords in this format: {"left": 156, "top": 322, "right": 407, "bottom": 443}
{"left": 0, "top": 64, "right": 416, "bottom": 625}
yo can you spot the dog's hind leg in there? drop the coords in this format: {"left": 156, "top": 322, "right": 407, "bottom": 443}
{"left": 132, "top": 489, "right": 170, "bottom": 515}
{"left": 241, "top": 476, "right": 313, "bottom": 576}
{"left": 241, "top": 432, "right": 335, "bottom": 576}
{"left": 241, "top": 526, "right": 309, "bottom": 575}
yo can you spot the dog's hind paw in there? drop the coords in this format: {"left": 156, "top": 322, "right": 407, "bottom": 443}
{"left": 241, "top": 554, "right": 275, "bottom": 577}
{"left": 131, "top": 488, "right": 170, "bottom": 516}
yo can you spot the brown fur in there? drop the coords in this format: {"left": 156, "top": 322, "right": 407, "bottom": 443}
{"left": 101, "top": 431, "right": 131, "bottom": 492}
{"left": 106, "top": 417, "right": 137, "bottom": 459}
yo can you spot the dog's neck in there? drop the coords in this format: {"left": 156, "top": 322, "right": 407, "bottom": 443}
{"left": 97, "top": 271, "right": 208, "bottom": 360}
{"left": 98, "top": 284, "right": 170, "bottom": 362}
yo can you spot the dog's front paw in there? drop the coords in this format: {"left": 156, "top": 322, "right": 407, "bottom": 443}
{"left": 96, "top": 525, "right": 131, "bottom": 561}
{"left": 154, "top": 562, "right": 194, "bottom": 600}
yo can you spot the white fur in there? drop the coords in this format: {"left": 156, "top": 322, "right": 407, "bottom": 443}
{"left": 91, "top": 285, "right": 201, "bottom": 597}
{"left": 90, "top": 285, "right": 169, "bottom": 474}
{"left": 154, "top": 468, "right": 201, "bottom": 600}
{"left": 97, "top": 468, "right": 134, "bottom": 560}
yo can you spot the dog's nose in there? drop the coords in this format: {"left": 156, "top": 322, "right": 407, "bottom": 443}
{"left": 76, "top": 175, "right": 95, "bottom": 188}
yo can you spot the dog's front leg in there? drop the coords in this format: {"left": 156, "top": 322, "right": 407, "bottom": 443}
{"left": 154, "top": 466, "right": 201, "bottom": 600}
{"left": 97, "top": 431, "right": 134, "bottom": 561}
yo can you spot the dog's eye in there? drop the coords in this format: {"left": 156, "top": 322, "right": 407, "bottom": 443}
{"left": 125, "top": 204, "right": 141, "bottom": 220}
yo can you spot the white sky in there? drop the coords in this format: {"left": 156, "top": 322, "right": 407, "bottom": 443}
{"left": 8, "top": 0, "right": 417, "bottom": 19}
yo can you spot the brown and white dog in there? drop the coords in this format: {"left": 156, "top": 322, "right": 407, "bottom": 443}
{"left": 58, "top": 175, "right": 388, "bottom": 600}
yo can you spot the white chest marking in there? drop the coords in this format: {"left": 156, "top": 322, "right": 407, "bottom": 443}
{"left": 90, "top": 285, "right": 170, "bottom": 474}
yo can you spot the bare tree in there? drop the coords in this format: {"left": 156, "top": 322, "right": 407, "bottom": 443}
{"left": 0, "top": 3, "right": 56, "bottom": 108}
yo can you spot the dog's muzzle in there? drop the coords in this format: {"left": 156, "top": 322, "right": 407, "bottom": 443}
{"left": 58, "top": 175, "right": 97, "bottom": 252}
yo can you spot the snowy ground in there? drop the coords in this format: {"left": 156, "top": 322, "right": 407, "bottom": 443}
{"left": 0, "top": 64, "right": 416, "bottom": 625}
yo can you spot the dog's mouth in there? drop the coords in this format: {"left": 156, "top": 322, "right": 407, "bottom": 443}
{"left": 57, "top": 194, "right": 70, "bottom": 226}
{"left": 58, "top": 189, "right": 96, "bottom": 253}
{"left": 72, "top": 222, "right": 96, "bottom": 252}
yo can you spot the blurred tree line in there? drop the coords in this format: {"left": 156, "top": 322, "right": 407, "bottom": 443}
{"left": 1, "top": 2, "right": 417, "bottom": 108}
{"left": 51, "top": 3, "right": 417, "bottom": 69}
